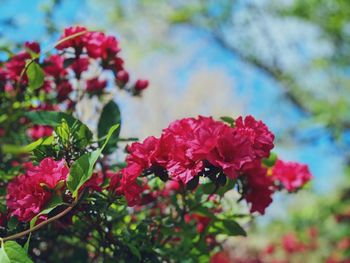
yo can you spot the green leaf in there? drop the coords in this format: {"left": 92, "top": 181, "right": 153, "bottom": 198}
{"left": 220, "top": 116, "right": 235, "bottom": 127}
{"left": 67, "top": 124, "right": 120, "bottom": 198}
{"left": 126, "top": 244, "right": 141, "bottom": 260}
{"left": 216, "top": 178, "right": 236, "bottom": 196}
{"left": 25, "top": 111, "right": 93, "bottom": 149}
{"left": 201, "top": 182, "right": 217, "bottom": 195}
{"left": 97, "top": 100, "right": 121, "bottom": 153}
{"left": 1, "top": 136, "right": 54, "bottom": 154}
{"left": 25, "top": 111, "right": 80, "bottom": 127}
{"left": 30, "top": 195, "right": 63, "bottom": 228}
{"left": 212, "top": 219, "right": 246, "bottom": 237}
{"left": 71, "top": 121, "right": 92, "bottom": 149}
{"left": 26, "top": 62, "right": 44, "bottom": 91}
{"left": 55, "top": 119, "right": 70, "bottom": 146}
{"left": 0, "top": 244, "right": 10, "bottom": 263}
{"left": 262, "top": 152, "right": 278, "bottom": 167}
{"left": 67, "top": 150, "right": 101, "bottom": 199}
{"left": 2, "top": 241, "right": 33, "bottom": 263}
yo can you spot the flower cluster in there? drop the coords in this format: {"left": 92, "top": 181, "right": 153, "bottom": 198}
{"left": 6, "top": 158, "right": 69, "bottom": 222}
{"left": 0, "top": 26, "right": 148, "bottom": 143}
{"left": 116, "top": 115, "right": 311, "bottom": 214}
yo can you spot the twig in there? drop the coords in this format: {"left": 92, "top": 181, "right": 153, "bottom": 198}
{"left": 2, "top": 198, "right": 79, "bottom": 242}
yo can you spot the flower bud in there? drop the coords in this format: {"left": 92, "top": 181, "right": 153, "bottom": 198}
{"left": 116, "top": 70, "right": 129, "bottom": 86}
{"left": 134, "top": 79, "right": 149, "bottom": 91}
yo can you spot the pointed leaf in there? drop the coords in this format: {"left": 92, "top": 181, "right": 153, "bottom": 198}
{"left": 67, "top": 124, "right": 119, "bottom": 198}
{"left": 27, "top": 62, "right": 44, "bottom": 91}
{"left": 3, "top": 241, "right": 33, "bottom": 263}
{"left": 98, "top": 100, "right": 121, "bottom": 153}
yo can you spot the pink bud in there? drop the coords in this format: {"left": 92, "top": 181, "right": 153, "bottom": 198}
{"left": 135, "top": 79, "right": 149, "bottom": 91}
{"left": 116, "top": 70, "right": 129, "bottom": 84}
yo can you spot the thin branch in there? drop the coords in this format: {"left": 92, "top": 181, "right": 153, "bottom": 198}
{"left": 2, "top": 199, "right": 78, "bottom": 242}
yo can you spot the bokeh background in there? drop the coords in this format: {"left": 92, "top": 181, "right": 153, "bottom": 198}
{"left": 1, "top": 0, "right": 349, "bottom": 260}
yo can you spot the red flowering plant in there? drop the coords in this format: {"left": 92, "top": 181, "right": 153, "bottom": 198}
{"left": 0, "top": 26, "right": 311, "bottom": 262}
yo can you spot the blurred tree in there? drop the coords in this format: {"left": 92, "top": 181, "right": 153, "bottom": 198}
{"left": 94, "top": 0, "right": 350, "bottom": 147}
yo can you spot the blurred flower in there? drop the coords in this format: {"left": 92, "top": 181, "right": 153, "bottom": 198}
{"left": 27, "top": 125, "right": 53, "bottom": 140}
{"left": 86, "top": 78, "right": 107, "bottom": 95}
{"left": 272, "top": 160, "right": 312, "bottom": 192}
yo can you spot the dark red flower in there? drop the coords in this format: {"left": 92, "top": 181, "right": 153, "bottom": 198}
{"left": 86, "top": 78, "right": 107, "bottom": 95}
{"left": 116, "top": 70, "right": 129, "bottom": 86}
{"left": 70, "top": 57, "right": 89, "bottom": 77}
{"left": 24, "top": 41, "right": 41, "bottom": 54}
{"left": 56, "top": 80, "right": 73, "bottom": 101}
{"left": 243, "top": 165, "right": 274, "bottom": 214}
{"left": 6, "top": 52, "right": 30, "bottom": 81}
{"left": 0, "top": 128, "right": 5, "bottom": 137}
{"left": 134, "top": 79, "right": 149, "bottom": 91}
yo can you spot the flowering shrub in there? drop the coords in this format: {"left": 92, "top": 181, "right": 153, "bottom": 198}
{"left": 0, "top": 26, "right": 311, "bottom": 262}
{"left": 211, "top": 184, "right": 350, "bottom": 263}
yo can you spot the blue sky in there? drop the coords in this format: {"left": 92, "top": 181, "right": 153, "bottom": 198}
{"left": 0, "top": 0, "right": 345, "bottom": 194}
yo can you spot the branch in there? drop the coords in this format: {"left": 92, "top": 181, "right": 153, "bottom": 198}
{"left": 2, "top": 199, "right": 78, "bottom": 242}
{"left": 210, "top": 30, "right": 310, "bottom": 114}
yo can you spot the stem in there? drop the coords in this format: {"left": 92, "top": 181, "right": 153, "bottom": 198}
{"left": 2, "top": 199, "right": 79, "bottom": 242}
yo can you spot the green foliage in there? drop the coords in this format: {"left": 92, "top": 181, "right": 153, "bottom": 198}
{"left": 26, "top": 62, "right": 44, "bottom": 91}
{"left": 263, "top": 152, "right": 277, "bottom": 167}
{"left": 97, "top": 100, "right": 121, "bottom": 153}
{"left": 67, "top": 124, "right": 119, "bottom": 198}
{"left": 2, "top": 136, "right": 54, "bottom": 155}
{"left": 0, "top": 241, "right": 33, "bottom": 263}
{"left": 211, "top": 219, "right": 247, "bottom": 237}
{"left": 220, "top": 116, "right": 235, "bottom": 127}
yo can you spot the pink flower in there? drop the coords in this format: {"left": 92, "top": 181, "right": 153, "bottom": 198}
{"left": 7, "top": 158, "right": 69, "bottom": 222}
{"left": 86, "top": 78, "right": 107, "bottom": 95}
{"left": 82, "top": 172, "right": 104, "bottom": 192}
{"left": 184, "top": 213, "right": 211, "bottom": 233}
{"left": 234, "top": 115, "right": 275, "bottom": 159}
{"left": 272, "top": 160, "right": 312, "bottom": 191}
{"left": 44, "top": 54, "right": 67, "bottom": 79}
{"left": 210, "top": 252, "right": 231, "bottom": 263}
{"left": 26, "top": 158, "right": 69, "bottom": 188}
{"left": 70, "top": 57, "right": 89, "bottom": 77}
{"left": 282, "top": 233, "right": 303, "bottom": 254}
{"left": 85, "top": 32, "right": 120, "bottom": 60}
{"left": 107, "top": 171, "right": 122, "bottom": 193}
{"left": 56, "top": 26, "right": 88, "bottom": 50}
{"left": 120, "top": 115, "right": 275, "bottom": 206}
{"left": 27, "top": 125, "right": 53, "bottom": 140}
{"left": 160, "top": 180, "right": 181, "bottom": 197}
{"left": 0, "top": 67, "right": 7, "bottom": 84}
